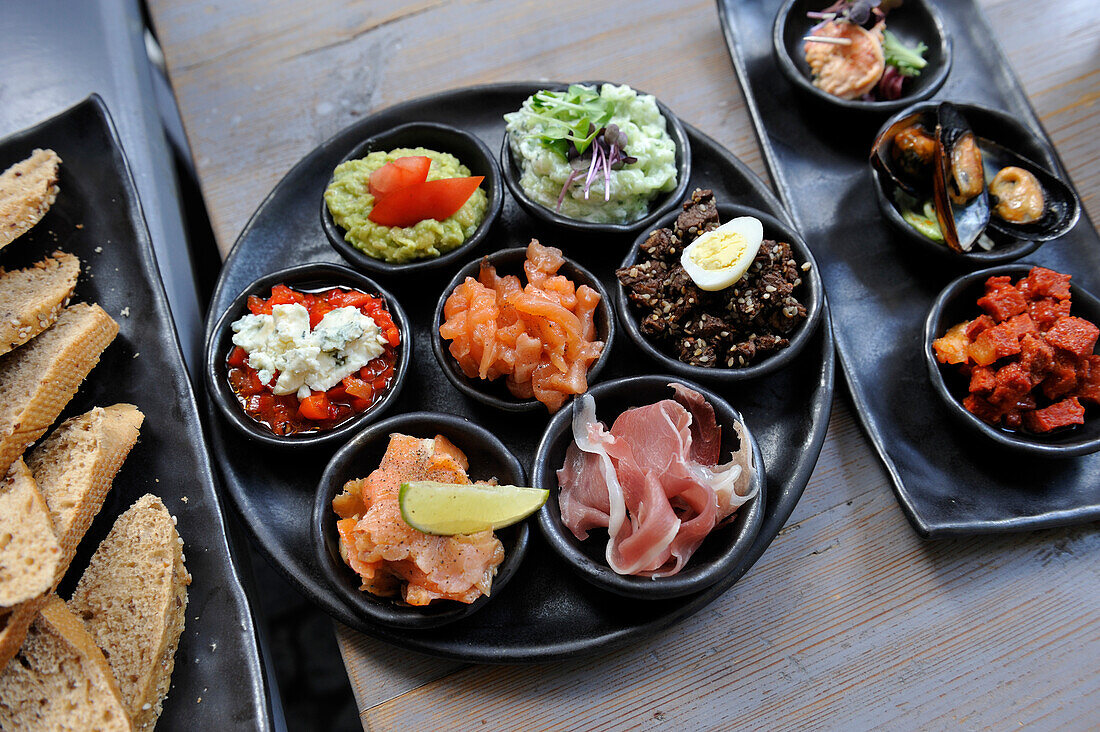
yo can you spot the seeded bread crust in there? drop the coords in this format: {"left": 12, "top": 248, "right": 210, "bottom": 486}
{"left": 0, "top": 458, "right": 61, "bottom": 608}
{"left": 69, "top": 494, "right": 189, "bottom": 731}
{"left": 0, "top": 303, "right": 118, "bottom": 479}
{"left": 0, "top": 595, "right": 132, "bottom": 731}
{"left": 0, "top": 149, "right": 61, "bottom": 250}
{"left": 0, "top": 251, "right": 80, "bottom": 357}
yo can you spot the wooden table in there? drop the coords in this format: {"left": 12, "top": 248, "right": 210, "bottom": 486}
{"left": 147, "top": 0, "right": 1100, "bottom": 727}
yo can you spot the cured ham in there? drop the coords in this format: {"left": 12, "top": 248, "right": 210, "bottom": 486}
{"left": 557, "top": 384, "right": 756, "bottom": 577}
{"left": 439, "top": 240, "right": 604, "bottom": 412}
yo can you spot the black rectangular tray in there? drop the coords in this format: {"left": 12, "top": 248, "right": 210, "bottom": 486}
{"left": 717, "top": 0, "right": 1100, "bottom": 536}
{"left": 0, "top": 97, "right": 270, "bottom": 730}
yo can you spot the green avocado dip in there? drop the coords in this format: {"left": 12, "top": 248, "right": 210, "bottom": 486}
{"left": 324, "top": 147, "right": 488, "bottom": 263}
{"left": 504, "top": 83, "right": 678, "bottom": 224}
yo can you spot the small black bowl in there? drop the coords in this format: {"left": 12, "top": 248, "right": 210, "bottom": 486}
{"left": 773, "top": 0, "right": 951, "bottom": 114}
{"left": 500, "top": 81, "right": 691, "bottom": 236}
{"left": 924, "top": 264, "right": 1100, "bottom": 457}
{"left": 312, "top": 411, "right": 529, "bottom": 628}
{"left": 320, "top": 122, "right": 504, "bottom": 277}
{"left": 616, "top": 202, "right": 823, "bottom": 382}
{"left": 533, "top": 376, "right": 765, "bottom": 599}
{"left": 205, "top": 263, "right": 411, "bottom": 449}
{"left": 870, "top": 102, "right": 1068, "bottom": 266}
{"left": 431, "top": 246, "right": 616, "bottom": 413}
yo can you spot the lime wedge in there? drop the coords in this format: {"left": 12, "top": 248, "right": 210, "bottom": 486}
{"left": 398, "top": 481, "right": 548, "bottom": 535}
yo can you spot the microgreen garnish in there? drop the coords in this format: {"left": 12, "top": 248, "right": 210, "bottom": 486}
{"left": 556, "top": 124, "right": 637, "bottom": 210}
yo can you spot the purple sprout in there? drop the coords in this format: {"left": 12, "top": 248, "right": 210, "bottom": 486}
{"left": 556, "top": 124, "right": 638, "bottom": 210}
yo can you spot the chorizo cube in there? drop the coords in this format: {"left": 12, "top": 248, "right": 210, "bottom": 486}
{"left": 964, "top": 314, "right": 995, "bottom": 340}
{"left": 977, "top": 282, "right": 1027, "bottom": 322}
{"left": 1003, "top": 313, "right": 1038, "bottom": 339}
{"left": 968, "top": 366, "right": 996, "bottom": 394}
{"left": 1021, "top": 267, "right": 1072, "bottom": 301}
{"left": 1023, "top": 397, "right": 1085, "bottom": 433}
{"left": 1044, "top": 315, "right": 1099, "bottom": 358}
{"left": 990, "top": 362, "right": 1032, "bottom": 407}
{"left": 963, "top": 393, "right": 1002, "bottom": 424}
{"left": 1075, "top": 354, "right": 1100, "bottom": 406}
{"left": 1028, "top": 298, "right": 1071, "bottom": 330}
{"left": 1041, "top": 350, "right": 1079, "bottom": 400}
{"left": 1019, "top": 333, "right": 1054, "bottom": 380}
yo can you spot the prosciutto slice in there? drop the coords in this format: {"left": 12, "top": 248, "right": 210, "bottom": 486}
{"left": 557, "top": 384, "right": 757, "bottom": 577}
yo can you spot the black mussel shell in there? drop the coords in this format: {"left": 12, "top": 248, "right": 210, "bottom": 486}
{"left": 979, "top": 138, "right": 1081, "bottom": 242}
{"left": 870, "top": 111, "right": 937, "bottom": 197}
{"left": 933, "top": 103, "right": 990, "bottom": 252}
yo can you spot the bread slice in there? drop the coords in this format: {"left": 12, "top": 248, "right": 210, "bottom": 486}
{"left": 0, "top": 404, "right": 146, "bottom": 673}
{"left": 0, "top": 458, "right": 60, "bottom": 608}
{"left": 27, "top": 404, "right": 144, "bottom": 565}
{"left": 69, "top": 494, "right": 189, "bottom": 731}
{"left": 0, "top": 149, "right": 61, "bottom": 250}
{"left": 0, "top": 251, "right": 80, "bottom": 357}
{"left": 0, "top": 303, "right": 118, "bottom": 478}
{"left": 0, "top": 595, "right": 131, "bottom": 731}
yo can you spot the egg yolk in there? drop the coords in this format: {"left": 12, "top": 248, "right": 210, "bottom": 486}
{"left": 689, "top": 231, "right": 747, "bottom": 270}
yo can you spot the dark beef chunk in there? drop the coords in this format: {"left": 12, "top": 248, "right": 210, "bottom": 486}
{"left": 674, "top": 189, "right": 720, "bottom": 243}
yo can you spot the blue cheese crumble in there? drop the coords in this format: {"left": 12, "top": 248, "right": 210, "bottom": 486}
{"left": 231, "top": 303, "right": 387, "bottom": 399}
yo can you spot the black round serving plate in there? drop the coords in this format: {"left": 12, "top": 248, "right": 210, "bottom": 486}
{"left": 202, "top": 82, "right": 835, "bottom": 663}
{"left": 924, "top": 264, "right": 1100, "bottom": 457}
{"left": 431, "top": 246, "right": 616, "bottom": 413}
{"left": 773, "top": 0, "right": 951, "bottom": 114}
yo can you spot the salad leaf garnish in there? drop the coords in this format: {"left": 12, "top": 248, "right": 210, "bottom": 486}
{"left": 882, "top": 29, "right": 928, "bottom": 77}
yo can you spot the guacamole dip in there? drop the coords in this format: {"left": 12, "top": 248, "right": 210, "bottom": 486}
{"left": 324, "top": 147, "right": 488, "bottom": 263}
{"left": 504, "top": 84, "right": 678, "bottom": 224}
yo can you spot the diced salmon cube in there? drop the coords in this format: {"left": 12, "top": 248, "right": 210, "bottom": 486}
{"left": 1045, "top": 316, "right": 1099, "bottom": 358}
{"left": 964, "top": 314, "right": 995, "bottom": 340}
{"left": 968, "top": 323, "right": 1021, "bottom": 366}
{"left": 977, "top": 281, "right": 1027, "bottom": 322}
{"left": 1028, "top": 298, "right": 1072, "bottom": 329}
{"left": 933, "top": 321, "right": 972, "bottom": 365}
{"left": 1021, "top": 267, "right": 1072, "bottom": 301}
{"left": 1023, "top": 397, "right": 1085, "bottom": 433}
{"left": 969, "top": 366, "right": 996, "bottom": 394}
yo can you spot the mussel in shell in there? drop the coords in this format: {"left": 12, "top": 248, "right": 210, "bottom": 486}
{"left": 932, "top": 103, "right": 989, "bottom": 252}
{"left": 990, "top": 167, "right": 1043, "bottom": 224}
{"left": 978, "top": 138, "right": 1081, "bottom": 242}
{"left": 870, "top": 110, "right": 937, "bottom": 196}
{"left": 871, "top": 101, "right": 1081, "bottom": 253}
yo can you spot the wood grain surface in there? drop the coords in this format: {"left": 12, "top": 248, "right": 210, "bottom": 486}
{"left": 147, "top": 0, "right": 1100, "bottom": 728}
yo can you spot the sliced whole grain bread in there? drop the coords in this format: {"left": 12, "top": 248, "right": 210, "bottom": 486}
{"left": 0, "top": 302, "right": 118, "bottom": 478}
{"left": 0, "top": 458, "right": 60, "bottom": 608}
{"left": 27, "top": 404, "right": 144, "bottom": 564}
{"left": 0, "top": 404, "right": 146, "bottom": 673}
{"left": 69, "top": 494, "right": 189, "bottom": 731}
{"left": 0, "top": 595, "right": 132, "bottom": 731}
{"left": 0, "top": 251, "right": 80, "bottom": 357}
{"left": 0, "top": 149, "right": 61, "bottom": 250}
